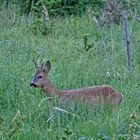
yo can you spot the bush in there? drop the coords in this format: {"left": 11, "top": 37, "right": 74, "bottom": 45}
{"left": 16, "top": 0, "right": 105, "bottom": 16}
{"left": 99, "top": 0, "right": 140, "bottom": 26}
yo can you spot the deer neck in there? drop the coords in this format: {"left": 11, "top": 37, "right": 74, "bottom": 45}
{"left": 41, "top": 79, "right": 58, "bottom": 97}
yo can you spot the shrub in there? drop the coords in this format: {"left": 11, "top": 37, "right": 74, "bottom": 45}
{"left": 15, "top": 0, "right": 105, "bottom": 16}
{"left": 99, "top": 0, "right": 140, "bottom": 26}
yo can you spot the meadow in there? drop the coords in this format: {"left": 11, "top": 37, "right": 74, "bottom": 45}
{"left": 0, "top": 8, "right": 140, "bottom": 140}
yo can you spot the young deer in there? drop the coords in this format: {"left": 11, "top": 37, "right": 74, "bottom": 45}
{"left": 30, "top": 60, "right": 123, "bottom": 106}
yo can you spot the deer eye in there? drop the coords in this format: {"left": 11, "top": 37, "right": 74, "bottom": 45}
{"left": 38, "top": 76, "right": 43, "bottom": 79}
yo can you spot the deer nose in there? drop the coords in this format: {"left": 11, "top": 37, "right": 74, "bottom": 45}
{"left": 30, "top": 82, "right": 35, "bottom": 87}
{"left": 30, "top": 82, "right": 37, "bottom": 87}
{"left": 30, "top": 83, "right": 33, "bottom": 86}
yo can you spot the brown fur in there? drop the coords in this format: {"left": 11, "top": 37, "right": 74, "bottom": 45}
{"left": 30, "top": 60, "right": 123, "bottom": 106}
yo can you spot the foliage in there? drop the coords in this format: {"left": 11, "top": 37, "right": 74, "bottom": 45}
{"left": 29, "top": 17, "right": 53, "bottom": 35}
{"left": 1, "top": 7, "right": 140, "bottom": 140}
{"left": 12, "top": 0, "right": 105, "bottom": 16}
{"left": 99, "top": 0, "right": 140, "bottom": 26}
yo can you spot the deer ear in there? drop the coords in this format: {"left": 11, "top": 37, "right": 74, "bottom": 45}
{"left": 43, "top": 61, "right": 51, "bottom": 72}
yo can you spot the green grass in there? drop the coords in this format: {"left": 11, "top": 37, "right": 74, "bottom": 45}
{"left": 0, "top": 9, "right": 140, "bottom": 140}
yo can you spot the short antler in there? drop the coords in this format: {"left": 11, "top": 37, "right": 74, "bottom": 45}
{"left": 33, "top": 59, "right": 37, "bottom": 68}
{"left": 33, "top": 59, "right": 45, "bottom": 69}
{"left": 38, "top": 59, "right": 45, "bottom": 69}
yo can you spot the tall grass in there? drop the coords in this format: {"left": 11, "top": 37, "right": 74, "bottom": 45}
{"left": 0, "top": 8, "right": 140, "bottom": 140}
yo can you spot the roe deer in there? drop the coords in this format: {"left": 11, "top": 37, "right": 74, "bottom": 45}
{"left": 30, "top": 60, "right": 123, "bottom": 106}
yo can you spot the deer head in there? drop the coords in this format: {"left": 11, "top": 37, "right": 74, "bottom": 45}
{"left": 30, "top": 60, "right": 51, "bottom": 88}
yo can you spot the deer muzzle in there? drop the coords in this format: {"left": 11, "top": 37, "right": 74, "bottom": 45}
{"left": 30, "top": 82, "right": 37, "bottom": 87}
